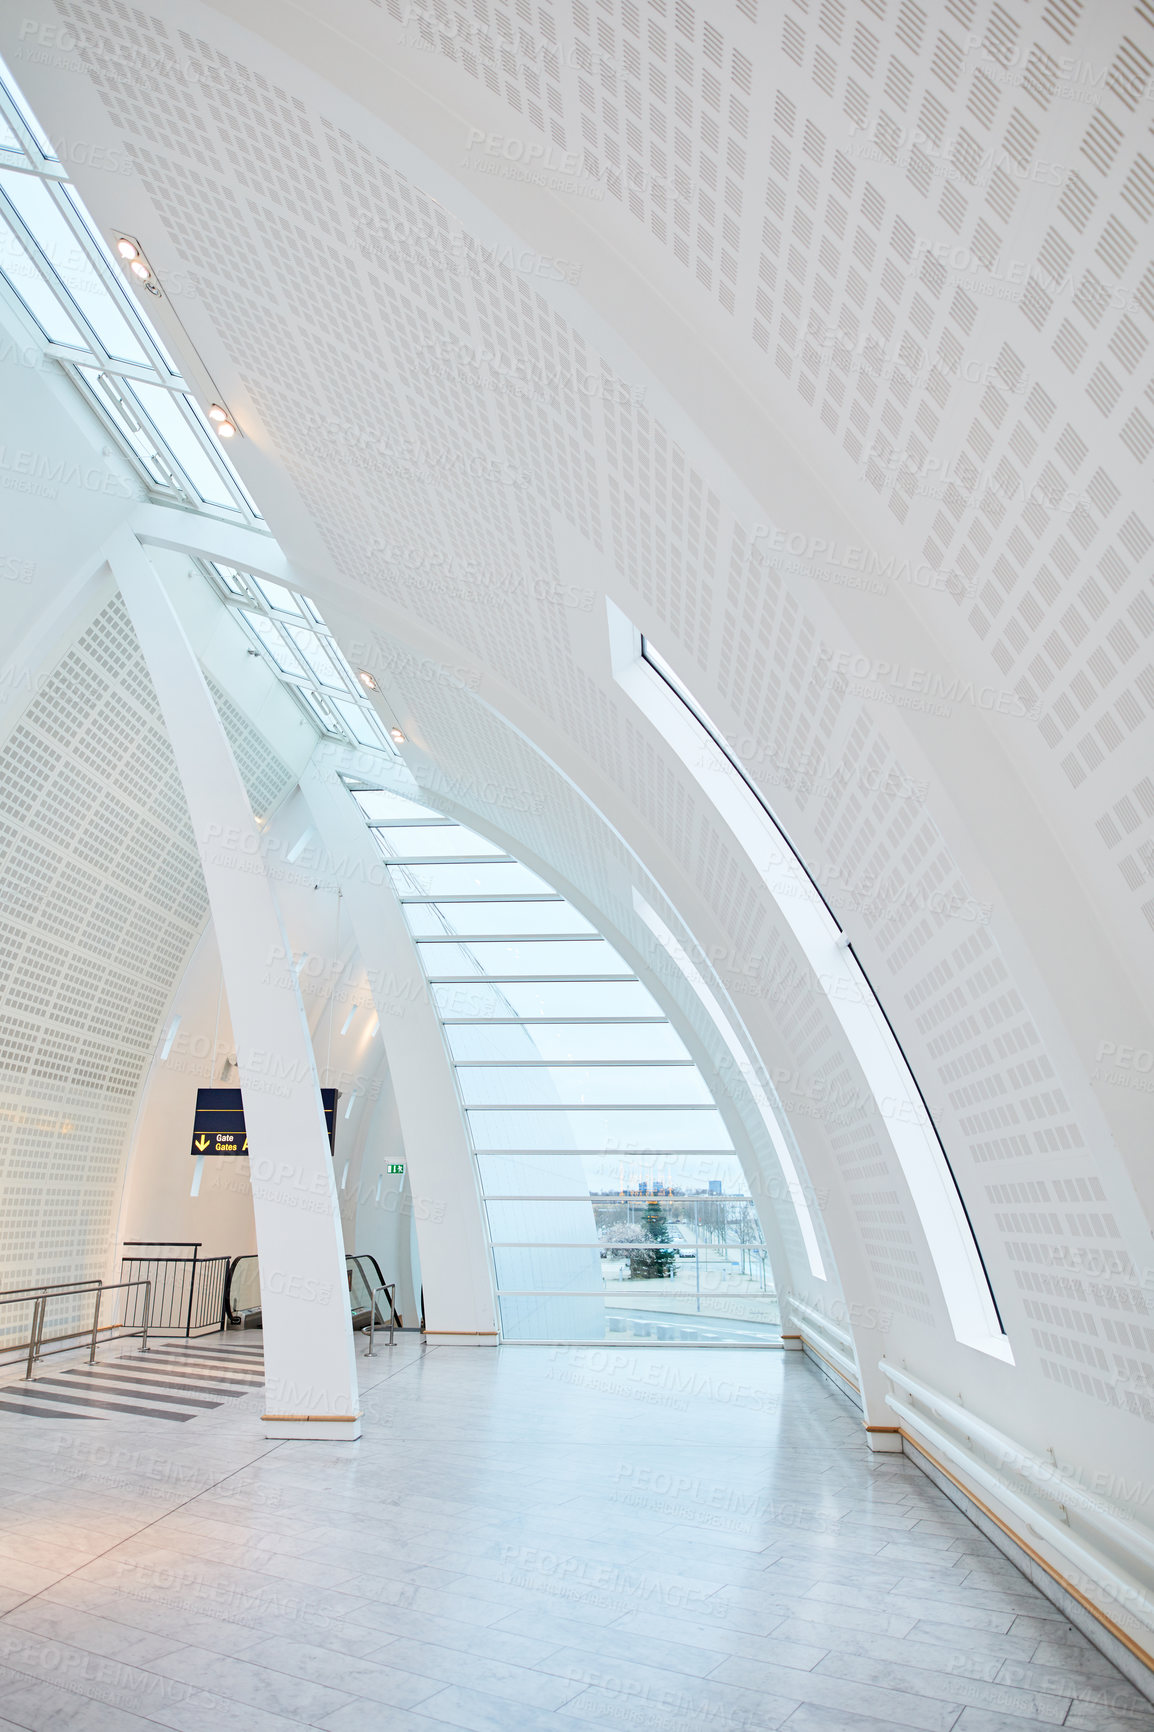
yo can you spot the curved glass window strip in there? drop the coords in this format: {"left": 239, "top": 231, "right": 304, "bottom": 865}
{"left": 351, "top": 787, "right": 778, "bottom": 1344}
{"left": 608, "top": 606, "right": 1011, "bottom": 1362}
{"left": 0, "top": 55, "right": 261, "bottom": 522}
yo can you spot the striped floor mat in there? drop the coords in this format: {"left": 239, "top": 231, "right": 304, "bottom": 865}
{"left": 0, "top": 1341, "right": 265, "bottom": 1422}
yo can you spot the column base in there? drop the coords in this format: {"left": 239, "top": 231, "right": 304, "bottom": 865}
{"left": 262, "top": 1414, "right": 363, "bottom": 1440}
{"left": 864, "top": 1424, "right": 903, "bottom": 1452}
{"left": 780, "top": 1332, "right": 805, "bottom": 1350}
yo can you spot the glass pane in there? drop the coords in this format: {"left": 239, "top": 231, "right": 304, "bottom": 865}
{"left": 327, "top": 698, "right": 381, "bottom": 747}
{"left": 0, "top": 59, "right": 58, "bottom": 155}
{"left": 457, "top": 1066, "right": 712, "bottom": 1106}
{"left": 403, "top": 900, "right": 593, "bottom": 938}
{"left": 485, "top": 1196, "right": 762, "bottom": 1236}
{"left": 445, "top": 1022, "right": 691, "bottom": 1061}
{"left": 286, "top": 624, "right": 349, "bottom": 687}
{"left": 419, "top": 939, "right": 628, "bottom": 977}
{"left": 467, "top": 1106, "right": 733, "bottom": 1151}
{"left": 251, "top": 575, "right": 306, "bottom": 615}
{"left": 491, "top": 1247, "right": 603, "bottom": 1291}
{"left": 244, "top": 612, "right": 309, "bottom": 674}
{"left": 2, "top": 173, "right": 147, "bottom": 361}
{"left": 356, "top": 790, "right": 442, "bottom": 823}
{"left": 211, "top": 563, "right": 251, "bottom": 596}
{"left": 435, "top": 979, "right": 659, "bottom": 1020}
{"left": 498, "top": 1292, "right": 606, "bottom": 1341}
{"left": 76, "top": 367, "right": 173, "bottom": 483}
{"left": 133, "top": 384, "right": 234, "bottom": 505}
{"left": 377, "top": 826, "right": 505, "bottom": 860}
{"left": 392, "top": 861, "right": 554, "bottom": 898}
{"left": 478, "top": 1150, "right": 750, "bottom": 1194}
{"left": 0, "top": 196, "right": 86, "bottom": 343}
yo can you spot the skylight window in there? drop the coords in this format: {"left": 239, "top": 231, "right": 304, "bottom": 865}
{"left": 0, "top": 54, "right": 260, "bottom": 523}
{"left": 198, "top": 560, "right": 399, "bottom": 756}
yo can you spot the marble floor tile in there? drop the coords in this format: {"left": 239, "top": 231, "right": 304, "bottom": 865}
{"left": 0, "top": 1337, "right": 1148, "bottom": 1732}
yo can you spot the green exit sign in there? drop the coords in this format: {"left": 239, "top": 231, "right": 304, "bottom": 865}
{"left": 388, "top": 1163, "right": 405, "bottom": 1175}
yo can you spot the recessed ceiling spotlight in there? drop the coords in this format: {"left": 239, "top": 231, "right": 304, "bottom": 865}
{"left": 356, "top": 669, "right": 378, "bottom": 690}
{"left": 389, "top": 726, "right": 406, "bottom": 744}
{"left": 208, "top": 405, "right": 236, "bottom": 437}
{"left": 114, "top": 233, "right": 162, "bottom": 295}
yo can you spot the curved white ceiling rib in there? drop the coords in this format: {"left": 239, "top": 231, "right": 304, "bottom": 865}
{"left": 613, "top": 605, "right": 1009, "bottom": 1356}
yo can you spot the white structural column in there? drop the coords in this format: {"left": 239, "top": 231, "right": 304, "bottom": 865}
{"left": 110, "top": 532, "right": 361, "bottom": 1439}
{"left": 301, "top": 755, "right": 499, "bottom": 1344}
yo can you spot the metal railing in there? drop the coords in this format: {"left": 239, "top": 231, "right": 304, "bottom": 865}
{"left": 365, "top": 1284, "right": 396, "bottom": 1355}
{"left": 0, "top": 1279, "right": 152, "bottom": 1378}
{"left": 120, "top": 1243, "right": 229, "bottom": 1337}
{"left": 222, "top": 1252, "right": 404, "bottom": 1341}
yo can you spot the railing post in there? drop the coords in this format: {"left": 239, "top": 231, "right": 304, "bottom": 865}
{"left": 185, "top": 1245, "right": 198, "bottom": 1339}
{"left": 364, "top": 1284, "right": 397, "bottom": 1356}
{"left": 25, "top": 1295, "right": 44, "bottom": 1379}
{"left": 89, "top": 1286, "right": 102, "bottom": 1363}
{"left": 141, "top": 1279, "right": 150, "bottom": 1354}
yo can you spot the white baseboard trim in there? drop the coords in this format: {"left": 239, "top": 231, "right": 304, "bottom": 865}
{"left": 902, "top": 1433, "right": 1154, "bottom": 1706}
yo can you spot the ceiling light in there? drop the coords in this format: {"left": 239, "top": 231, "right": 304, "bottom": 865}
{"left": 114, "top": 234, "right": 161, "bottom": 293}
{"left": 389, "top": 726, "right": 406, "bottom": 744}
{"left": 357, "top": 669, "right": 378, "bottom": 690}
{"left": 208, "top": 405, "right": 236, "bottom": 438}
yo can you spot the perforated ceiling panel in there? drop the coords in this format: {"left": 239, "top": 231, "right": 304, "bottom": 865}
{"left": 0, "top": 581, "right": 299, "bottom": 1315}
{"left": 204, "top": 674, "right": 296, "bottom": 823}
{"left": 0, "top": 595, "right": 207, "bottom": 1310}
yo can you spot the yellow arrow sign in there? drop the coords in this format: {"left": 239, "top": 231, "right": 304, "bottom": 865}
{"left": 195, "top": 1134, "right": 210, "bottom": 1152}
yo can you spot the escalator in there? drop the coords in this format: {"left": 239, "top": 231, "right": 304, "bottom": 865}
{"left": 222, "top": 1252, "right": 402, "bottom": 1333}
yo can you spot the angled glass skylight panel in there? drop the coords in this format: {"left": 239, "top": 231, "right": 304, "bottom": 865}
{"left": 0, "top": 216, "right": 84, "bottom": 343}
{"left": 244, "top": 610, "right": 310, "bottom": 676}
{"left": 196, "top": 560, "right": 397, "bottom": 754}
{"left": 134, "top": 384, "right": 238, "bottom": 507}
{"left": 250, "top": 576, "right": 308, "bottom": 616}
{"left": 286, "top": 625, "right": 351, "bottom": 689}
{"left": 0, "top": 53, "right": 261, "bottom": 522}
{"left": 0, "top": 172, "right": 147, "bottom": 361}
{"left": 0, "top": 106, "right": 23, "bottom": 157}
{"left": 330, "top": 698, "right": 387, "bottom": 749}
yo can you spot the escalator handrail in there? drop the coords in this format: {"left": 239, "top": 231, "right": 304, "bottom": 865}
{"left": 350, "top": 1253, "right": 402, "bottom": 1327}
{"left": 223, "top": 1251, "right": 401, "bottom": 1328}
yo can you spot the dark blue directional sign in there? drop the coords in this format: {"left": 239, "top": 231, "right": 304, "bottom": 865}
{"left": 191, "top": 1088, "right": 338, "bottom": 1155}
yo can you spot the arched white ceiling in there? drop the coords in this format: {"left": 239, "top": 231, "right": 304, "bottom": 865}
{"left": 5, "top": 0, "right": 1154, "bottom": 1659}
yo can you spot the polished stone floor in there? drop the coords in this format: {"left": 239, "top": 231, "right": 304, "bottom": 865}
{"left": 0, "top": 1333, "right": 1151, "bottom": 1731}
